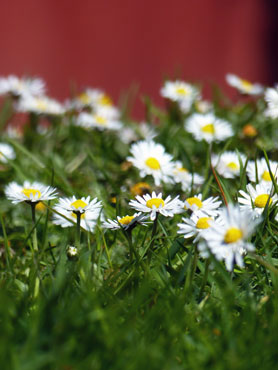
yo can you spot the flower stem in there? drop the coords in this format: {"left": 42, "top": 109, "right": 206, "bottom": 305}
{"left": 31, "top": 203, "right": 38, "bottom": 252}
{"left": 75, "top": 212, "right": 81, "bottom": 249}
{"left": 148, "top": 214, "right": 159, "bottom": 264}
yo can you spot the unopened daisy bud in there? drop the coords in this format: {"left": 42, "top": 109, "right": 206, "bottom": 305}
{"left": 67, "top": 246, "right": 79, "bottom": 260}
{"left": 242, "top": 124, "right": 257, "bottom": 138}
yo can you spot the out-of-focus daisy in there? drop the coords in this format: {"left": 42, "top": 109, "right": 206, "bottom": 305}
{"left": 172, "top": 161, "right": 204, "bottom": 191}
{"left": 4, "top": 126, "right": 23, "bottom": 139}
{"left": 177, "top": 213, "right": 217, "bottom": 242}
{"left": 203, "top": 204, "right": 261, "bottom": 271}
{"left": 127, "top": 140, "right": 175, "bottom": 186}
{"left": 246, "top": 158, "right": 278, "bottom": 187}
{"left": 212, "top": 151, "right": 246, "bottom": 179}
{"left": 226, "top": 74, "right": 263, "bottom": 95}
{"left": 136, "top": 122, "right": 157, "bottom": 141}
{"left": 119, "top": 122, "right": 157, "bottom": 145}
{"left": 238, "top": 183, "right": 277, "bottom": 217}
{"left": 194, "top": 100, "right": 212, "bottom": 113}
{"left": 53, "top": 196, "right": 102, "bottom": 232}
{"left": 183, "top": 193, "right": 222, "bottom": 217}
{"left": 119, "top": 127, "right": 138, "bottom": 144}
{"left": 77, "top": 111, "right": 122, "bottom": 131}
{"left": 0, "top": 75, "right": 46, "bottom": 98}
{"left": 73, "top": 88, "right": 113, "bottom": 109}
{"left": 129, "top": 191, "right": 180, "bottom": 221}
{"left": 264, "top": 86, "right": 278, "bottom": 119}
{"left": 102, "top": 212, "right": 147, "bottom": 230}
{"left": 160, "top": 80, "right": 200, "bottom": 113}
{"left": 185, "top": 113, "right": 233, "bottom": 143}
{"left": 4, "top": 181, "right": 57, "bottom": 204}
{"left": 0, "top": 143, "right": 16, "bottom": 163}
{"left": 17, "top": 95, "right": 65, "bottom": 115}
{"left": 130, "top": 182, "right": 151, "bottom": 197}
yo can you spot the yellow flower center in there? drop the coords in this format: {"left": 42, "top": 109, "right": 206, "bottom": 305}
{"left": 22, "top": 188, "right": 41, "bottom": 199}
{"left": 78, "top": 92, "right": 91, "bottom": 105}
{"left": 241, "top": 79, "right": 253, "bottom": 92}
{"left": 98, "top": 94, "right": 113, "bottom": 106}
{"left": 176, "top": 87, "right": 188, "bottom": 96}
{"left": 35, "top": 202, "right": 46, "bottom": 212}
{"left": 262, "top": 171, "right": 272, "bottom": 182}
{"left": 196, "top": 217, "right": 212, "bottom": 229}
{"left": 178, "top": 167, "right": 188, "bottom": 173}
{"left": 71, "top": 199, "right": 87, "bottom": 219}
{"left": 227, "top": 162, "right": 239, "bottom": 171}
{"left": 185, "top": 197, "right": 203, "bottom": 209}
{"left": 145, "top": 157, "right": 161, "bottom": 170}
{"left": 201, "top": 123, "right": 215, "bottom": 134}
{"left": 146, "top": 198, "right": 165, "bottom": 209}
{"left": 119, "top": 215, "right": 134, "bottom": 225}
{"left": 224, "top": 227, "right": 242, "bottom": 244}
{"left": 36, "top": 100, "right": 48, "bottom": 111}
{"left": 95, "top": 115, "right": 107, "bottom": 125}
{"left": 254, "top": 194, "right": 272, "bottom": 208}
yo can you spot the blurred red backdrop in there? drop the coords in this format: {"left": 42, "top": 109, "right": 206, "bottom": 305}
{"left": 0, "top": 0, "right": 276, "bottom": 118}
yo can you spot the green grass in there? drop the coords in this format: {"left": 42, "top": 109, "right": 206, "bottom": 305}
{"left": 1, "top": 91, "right": 278, "bottom": 369}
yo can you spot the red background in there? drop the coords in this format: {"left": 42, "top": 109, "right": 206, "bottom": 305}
{"left": 0, "top": 0, "right": 276, "bottom": 117}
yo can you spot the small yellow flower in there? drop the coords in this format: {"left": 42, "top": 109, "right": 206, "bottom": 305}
{"left": 130, "top": 182, "right": 151, "bottom": 196}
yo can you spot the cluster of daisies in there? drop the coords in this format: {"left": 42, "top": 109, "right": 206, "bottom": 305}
{"left": 3, "top": 178, "right": 260, "bottom": 271}
{"left": 2, "top": 73, "right": 278, "bottom": 273}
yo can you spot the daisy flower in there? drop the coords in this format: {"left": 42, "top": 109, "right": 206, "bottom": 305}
{"left": 0, "top": 143, "right": 16, "bottom": 163}
{"left": 160, "top": 80, "right": 200, "bottom": 113}
{"left": 203, "top": 204, "right": 261, "bottom": 271}
{"left": 102, "top": 212, "right": 147, "bottom": 231}
{"left": 129, "top": 191, "right": 181, "bottom": 221}
{"left": 212, "top": 151, "right": 246, "bottom": 179}
{"left": 76, "top": 88, "right": 114, "bottom": 109}
{"left": 0, "top": 75, "right": 46, "bottom": 98}
{"left": 264, "top": 86, "right": 278, "bottom": 119}
{"left": 76, "top": 111, "right": 122, "bottom": 131}
{"left": 177, "top": 213, "right": 219, "bottom": 242}
{"left": 246, "top": 158, "right": 278, "bottom": 187}
{"left": 17, "top": 95, "right": 65, "bottom": 115}
{"left": 185, "top": 113, "right": 233, "bottom": 143}
{"left": 194, "top": 100, "right": 212, "bottom": 113}
{"left": 172, "top": 161, "right": 204, "bottom": 191}
{"left": 183, "top": 193, "right": 222, "bottom": 217}
{"left": 4, "top": 181, "right": 57, "bottom": 204}
{"left": 53, "top": 196, "right": 102, "bottom": 232}
{"left": 226, "top": 74, "right": 263, "bottom": 95}
{"left": 127, "top": 140, "right": 175, "bottom": 186}
{"left": 238, "top": 183, "right": 277, "bottom": 217}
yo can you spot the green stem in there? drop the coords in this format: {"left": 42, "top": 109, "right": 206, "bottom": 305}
{"left": 31, "top": 203, "right": 38, "bottom": 252}
{"left": 198, "top": 259, "right": 210, "bottom": 299}
{"left": 148, "top": 214, "right": 159, "bottom": 264}
{"left": 75, "top": 212, "right": 81, "bottom": 249}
